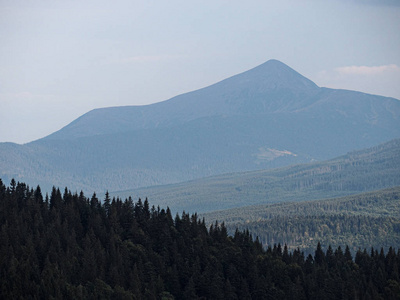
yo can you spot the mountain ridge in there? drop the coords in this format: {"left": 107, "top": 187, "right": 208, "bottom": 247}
{"left": 40, "top": 59, "right": 322, "bottom": 141}
{"left": 41, "top": 59, "right": 399, "bottom": 142}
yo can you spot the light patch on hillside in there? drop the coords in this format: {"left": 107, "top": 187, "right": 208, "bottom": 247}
{"left": 255, "top": 147, "right": 297, "bottom": 162}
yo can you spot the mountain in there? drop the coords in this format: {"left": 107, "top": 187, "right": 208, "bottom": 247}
{"left": 43, "top": 59, "right": 320, "bottom": 140}
{"left": 1, "top": 60, "right": 400, "bottom": 193}
{"left": 113, "top": 138, "right": 400, "bottom": 213}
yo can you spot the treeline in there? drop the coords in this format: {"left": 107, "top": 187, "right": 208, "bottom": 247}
{"left": 239, "top": 214, "right": 400, "bottom": 254}
{"left": 1, "top": 179, "right": 400, "bottom": 299}
{"left": 203, "top": 187, "right": 400, "bottom": 254}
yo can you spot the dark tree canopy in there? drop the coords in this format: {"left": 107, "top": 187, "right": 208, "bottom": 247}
{"left": 0, "top": 178, "right": 400, "bottom": 299}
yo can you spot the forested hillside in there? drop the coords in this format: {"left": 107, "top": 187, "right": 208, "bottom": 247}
{"left": 117, "top": 138, "right": 400, "bottom": 213}
{"left": 1, "top": 179, "right": 400, "bottom": 299}
{"left": 202, "top": 187, "right": 400, "bottom": 255}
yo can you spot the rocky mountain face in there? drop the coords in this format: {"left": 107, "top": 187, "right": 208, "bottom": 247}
{"left": 1, "top": 60, "right": 399, "bottom": 193}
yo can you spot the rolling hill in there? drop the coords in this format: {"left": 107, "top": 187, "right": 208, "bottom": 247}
{"left": 1, "top": 59, "right": 399, "bottom": 193}
{"left": 113, "top": 138, "right": 400, "bottom": 213}
{"left": 200, "top": 186, "right": 400, "bottom": 254}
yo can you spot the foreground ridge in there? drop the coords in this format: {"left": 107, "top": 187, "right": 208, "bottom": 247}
{"left": 1, "top": 178, "right": 399, "bottom": 299}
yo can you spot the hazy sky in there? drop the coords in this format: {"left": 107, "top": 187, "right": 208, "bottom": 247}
{"left": 1, "top": 0, "right": 400, "bottom": 144}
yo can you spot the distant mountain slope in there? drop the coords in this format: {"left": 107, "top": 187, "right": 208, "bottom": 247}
{"left": 1, "top": 60, "right": 399, "bottom": 193}
{"left": 114, "top": 138, "right": 400, "bottom": 213}
{"left": 200, "top": 186, "right": 400, "bottom": 254}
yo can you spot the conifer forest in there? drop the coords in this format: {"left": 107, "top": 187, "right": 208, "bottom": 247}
{"left": 1, "top": 179, "right": 400, "bottom": 299}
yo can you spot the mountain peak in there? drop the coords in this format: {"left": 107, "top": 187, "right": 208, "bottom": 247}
{"left": 220, "top": 59, "right": 319, "bottom": 92}
{"left": 259, "top": 58, "right": 290, "bottom": 68}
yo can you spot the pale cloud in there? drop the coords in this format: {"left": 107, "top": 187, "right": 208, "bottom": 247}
{"left": 314, "top": 64, "right": 400, "bottom": 100}
{"left": 335, "top": 64, "right": 400, "bottom": 76}
{"left": 344, "top": 0, "right": 400, "bottom": 7}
